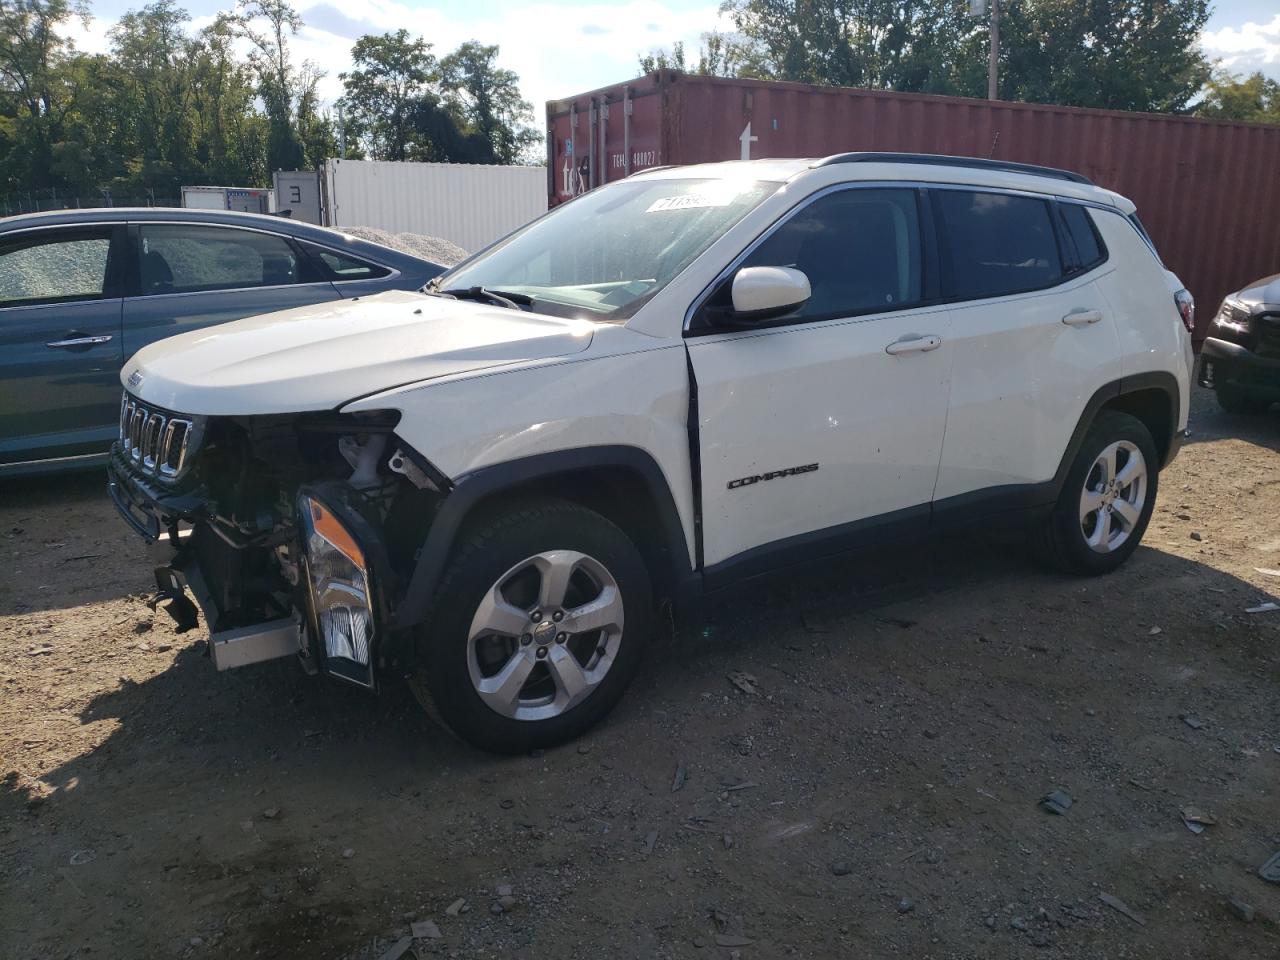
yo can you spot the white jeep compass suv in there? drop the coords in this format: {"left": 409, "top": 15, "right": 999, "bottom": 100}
{"left": 109, "top": 153, "right": 1195, "bottom": 752}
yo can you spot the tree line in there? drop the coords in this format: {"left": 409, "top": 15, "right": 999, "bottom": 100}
{"left": 641, "top": 0, "right": 1279, "bottom": 124}
{"left": 0, "top": 0, "right": 540, "bottom": 204}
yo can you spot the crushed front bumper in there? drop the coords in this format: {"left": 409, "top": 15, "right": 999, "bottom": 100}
{"left": 108, "top": 444, "right": 308, "bottom": 673}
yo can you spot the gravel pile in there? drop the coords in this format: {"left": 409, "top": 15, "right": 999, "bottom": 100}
{"left": 339, "top": 226, "right": 468, "bottom": 267}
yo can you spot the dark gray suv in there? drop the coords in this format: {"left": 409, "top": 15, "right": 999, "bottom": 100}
{"left": 0, "top": 208, "right": 445, "bottom": 476}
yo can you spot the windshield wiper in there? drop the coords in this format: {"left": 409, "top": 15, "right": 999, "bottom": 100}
{"left": 436, "top": 285, "right": 533, "bottom": 310}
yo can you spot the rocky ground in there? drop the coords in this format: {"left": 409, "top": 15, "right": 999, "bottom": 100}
{"left": 2, "top": 388, "right": 1278, "bottom": 960}
{"left": 340, "top": 227, "right": 468, "bottom": 267}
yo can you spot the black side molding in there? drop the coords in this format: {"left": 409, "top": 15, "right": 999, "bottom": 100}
{"left": 391, "top": 445, "right": 694, "bottom": 629}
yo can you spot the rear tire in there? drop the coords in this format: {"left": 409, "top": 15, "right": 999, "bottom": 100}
{"left": 1215, "top": 383, "right": 1270, "bottom": 415}
{"left": 409, "top": 498, "right": 651, "bottom": 753}
{"left": 1032, "top": 411, "right": 1158, "bottom": 576}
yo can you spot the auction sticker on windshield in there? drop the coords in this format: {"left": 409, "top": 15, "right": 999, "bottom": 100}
{"left": 646, "top": 194, "right": 734, "bottom": 212}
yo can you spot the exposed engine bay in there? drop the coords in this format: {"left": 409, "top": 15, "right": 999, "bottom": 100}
{"left": 108, "top": 397, "right": 447, "bottom": 689}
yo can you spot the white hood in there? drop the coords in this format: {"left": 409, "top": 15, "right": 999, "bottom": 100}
{"left": 123, "top": 290, "right": 596, "bottom": 415}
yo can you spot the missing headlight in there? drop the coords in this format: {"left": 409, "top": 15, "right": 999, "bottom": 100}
{"left": 299, "top": 493, "right": 376, "bottom": 687}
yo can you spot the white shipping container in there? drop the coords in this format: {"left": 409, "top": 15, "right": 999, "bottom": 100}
{"left": 322, "top": 159, "right": 546, "bottom": 254}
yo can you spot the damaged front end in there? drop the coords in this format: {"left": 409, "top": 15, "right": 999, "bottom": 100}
{"left": 108, "top": 394, "right": 446, "bottom": 689}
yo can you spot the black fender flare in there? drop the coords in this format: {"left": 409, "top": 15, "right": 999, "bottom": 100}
{"left": 1048, "top": 371, "right": 1181, "bottom": 501}
{"left": 390, "top": 445, "right": 694, "bottom": 630}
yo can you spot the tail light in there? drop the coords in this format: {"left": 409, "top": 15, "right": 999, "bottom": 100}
{"left": 1174, "top": 289, "right": 1194, "bottom": 334}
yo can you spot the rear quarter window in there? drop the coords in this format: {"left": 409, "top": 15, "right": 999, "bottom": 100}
{"left": 298, "top": 241, "right": 392, "bottom": 281}
{"left": 1058, "top": 203, "right": 1105, "bottom": 272}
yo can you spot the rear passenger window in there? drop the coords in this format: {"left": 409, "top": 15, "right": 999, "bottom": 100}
{"left": 738, "top": 187, "right": 923, "bottom": 322}
{"left": 1058, "top": 203, "right": 1104, "bottom": 271}
{"left": 138, "top": 225, "right": 304, "bottom": 295}
{"left": 934, "top": 190, "right": 1063, "bottom": 300}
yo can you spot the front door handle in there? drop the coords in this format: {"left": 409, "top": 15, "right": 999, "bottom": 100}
{"left": 885, "top": 334, "right": 942, "bottom": 356}
{"left": 46, "top": 334, "right": 113, "bottom": 349}
{"left": 1062, "top": 309, "right": 1103, "bottom": 327}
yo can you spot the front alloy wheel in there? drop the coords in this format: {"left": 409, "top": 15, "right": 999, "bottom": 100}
{"left": 468, "top": 550, "right": 624, "bottom": 721}
{"left": 412, "top": 499, "right": 651, "bottom": 753}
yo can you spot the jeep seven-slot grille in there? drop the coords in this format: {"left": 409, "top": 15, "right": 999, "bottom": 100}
{"left": 119, "top": 394, "right": 195, "bottom": 480}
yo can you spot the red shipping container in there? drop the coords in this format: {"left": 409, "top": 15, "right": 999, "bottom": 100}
{"left": 546, "top": 71, "right": 1280, "bottom": 341}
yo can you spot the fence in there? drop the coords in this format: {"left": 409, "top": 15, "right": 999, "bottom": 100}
{"left": 1, "top": 192, "right": 180, "bottom": 218}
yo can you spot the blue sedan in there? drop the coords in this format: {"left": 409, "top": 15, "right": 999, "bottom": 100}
{"left": 0, "top": 208, "right": 446, "bottom": 476}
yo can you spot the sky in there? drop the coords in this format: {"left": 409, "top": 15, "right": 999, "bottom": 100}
{"left": 65, "top": 0, "right": 1280, "bottom": 121}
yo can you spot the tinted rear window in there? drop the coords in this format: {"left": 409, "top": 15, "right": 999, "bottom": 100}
{"left": 934, "top": 190, "right": 1063, "bottom": 300}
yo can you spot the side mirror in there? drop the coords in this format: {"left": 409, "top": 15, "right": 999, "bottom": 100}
{"left": 728, "top": 266, "right": 811, "bottom": 325}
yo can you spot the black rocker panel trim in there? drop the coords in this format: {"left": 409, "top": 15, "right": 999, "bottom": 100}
{"left": 701, "top": 502, "right": 930, "bottom": 591}
{"left": 391, "top": 445, "right": 694, "bottom": 629}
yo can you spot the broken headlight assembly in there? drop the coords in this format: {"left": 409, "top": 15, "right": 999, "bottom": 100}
{"left": 298, "top": 491, "right": 378, "bottom": 687}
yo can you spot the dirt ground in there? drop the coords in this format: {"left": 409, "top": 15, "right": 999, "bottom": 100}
{"left": 2, "top": 387, "right": 1278, "bottom": 960}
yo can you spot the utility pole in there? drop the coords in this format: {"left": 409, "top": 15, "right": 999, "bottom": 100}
{"left": 987, "top": 0, "right": 1000, "bottom": 101}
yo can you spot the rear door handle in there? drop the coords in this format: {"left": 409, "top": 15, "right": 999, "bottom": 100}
{"left": 46, "top": 335, "right": 113, "bottom": 349}
{"left": 1062, "top": 309, "right": 1103, "bottom": 327}
{"left": 885, "top": 334, "right": 942, "bottom": 356}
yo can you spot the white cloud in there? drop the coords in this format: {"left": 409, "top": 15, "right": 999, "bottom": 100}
{"left": 283, "top": 0, "right": 731, "bottom": 114}
{"left": 65, "top": 0, "right": 728, "bottom": 123}
{"left": 63, "top": 14, "right": 114, "bottom": 56}
{"left": 1201, "top": 13, "right": 1280, "bottom": 79}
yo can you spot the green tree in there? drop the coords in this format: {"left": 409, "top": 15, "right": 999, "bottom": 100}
{"left": 108, "top": 0, "right": 198, "bottom": 195}
{"left": 721, "top": 0, "right": 1211, "bottom": 110}
{"left": 1195, "top": 71, "right": 1280, "bottom": 124}
{"left": 188, "top": 12, "right": 266, "bottom": 184}
{"left": 1000, "top": 0, "right": 1212, "bottom": 111}
{"left": 639, "top": 31, "right": 788, "bottom": 79}
{"left": 0, "top": 0, "right": 87, "bottom": 189}
{"left": 339, "top": 30, "right": 438, "bottom": 161}
{"left": 440, "top": 41, "right": 539, "bottom": 164}
{"left": 235, "top": 0, "right": 307, "bottom": 170}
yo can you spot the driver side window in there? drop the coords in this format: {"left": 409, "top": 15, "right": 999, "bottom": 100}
{"left": 699, "top": 187, "right": 924, "bottom": 329}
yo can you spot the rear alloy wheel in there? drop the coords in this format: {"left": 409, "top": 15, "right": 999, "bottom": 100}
{"left": 1033, "top": 411, "right": 1159, "bottom": 575}
{"left": 411, "top": 499, "right": 650, "bottom": 752}
{"left": 1077, "top": 440, "right": 1148, "bottom": 555}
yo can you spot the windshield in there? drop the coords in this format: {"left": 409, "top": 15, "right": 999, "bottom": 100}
{"left": 437, "top": 177, "right": 779, "bottom": 322}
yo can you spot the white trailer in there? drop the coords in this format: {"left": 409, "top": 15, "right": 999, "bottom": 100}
{"left": 321, "top": 159, "right": 546, "bottom": 253}
{"left": 180, "top": 186, "right": 272, "bottom": 214}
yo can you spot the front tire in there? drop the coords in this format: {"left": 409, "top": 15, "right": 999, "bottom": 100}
{"left": 410, "top": 498, "right": 651, "bottom": 753}
{"left": 1032, "top": 411, "right": 1158, "bottom": 575}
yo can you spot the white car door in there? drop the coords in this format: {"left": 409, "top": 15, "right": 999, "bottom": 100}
{"left": 928, "top": 189, "right": 1122, "bottom": 507}
{"left": 686, "top": 186, "right": 954, "bottom": 580}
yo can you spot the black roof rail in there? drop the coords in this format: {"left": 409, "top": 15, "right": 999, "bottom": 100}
{"left": 815, "top": 152, "right": 1093, "bottom": 186}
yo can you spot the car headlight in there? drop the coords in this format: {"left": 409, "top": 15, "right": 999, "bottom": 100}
{"left": 299, "top": 493, "right": 375, "bottom": 685}
{"left": 1213, "top": 299, "right": 1246, "bottom": 331}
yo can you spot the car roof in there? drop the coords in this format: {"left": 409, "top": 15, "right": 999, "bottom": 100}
{"left": 0, "top": 207, "right": 442, "bottom": 268}
{"left": 632, "top": 153, "right": 1134, "bottom": 212}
